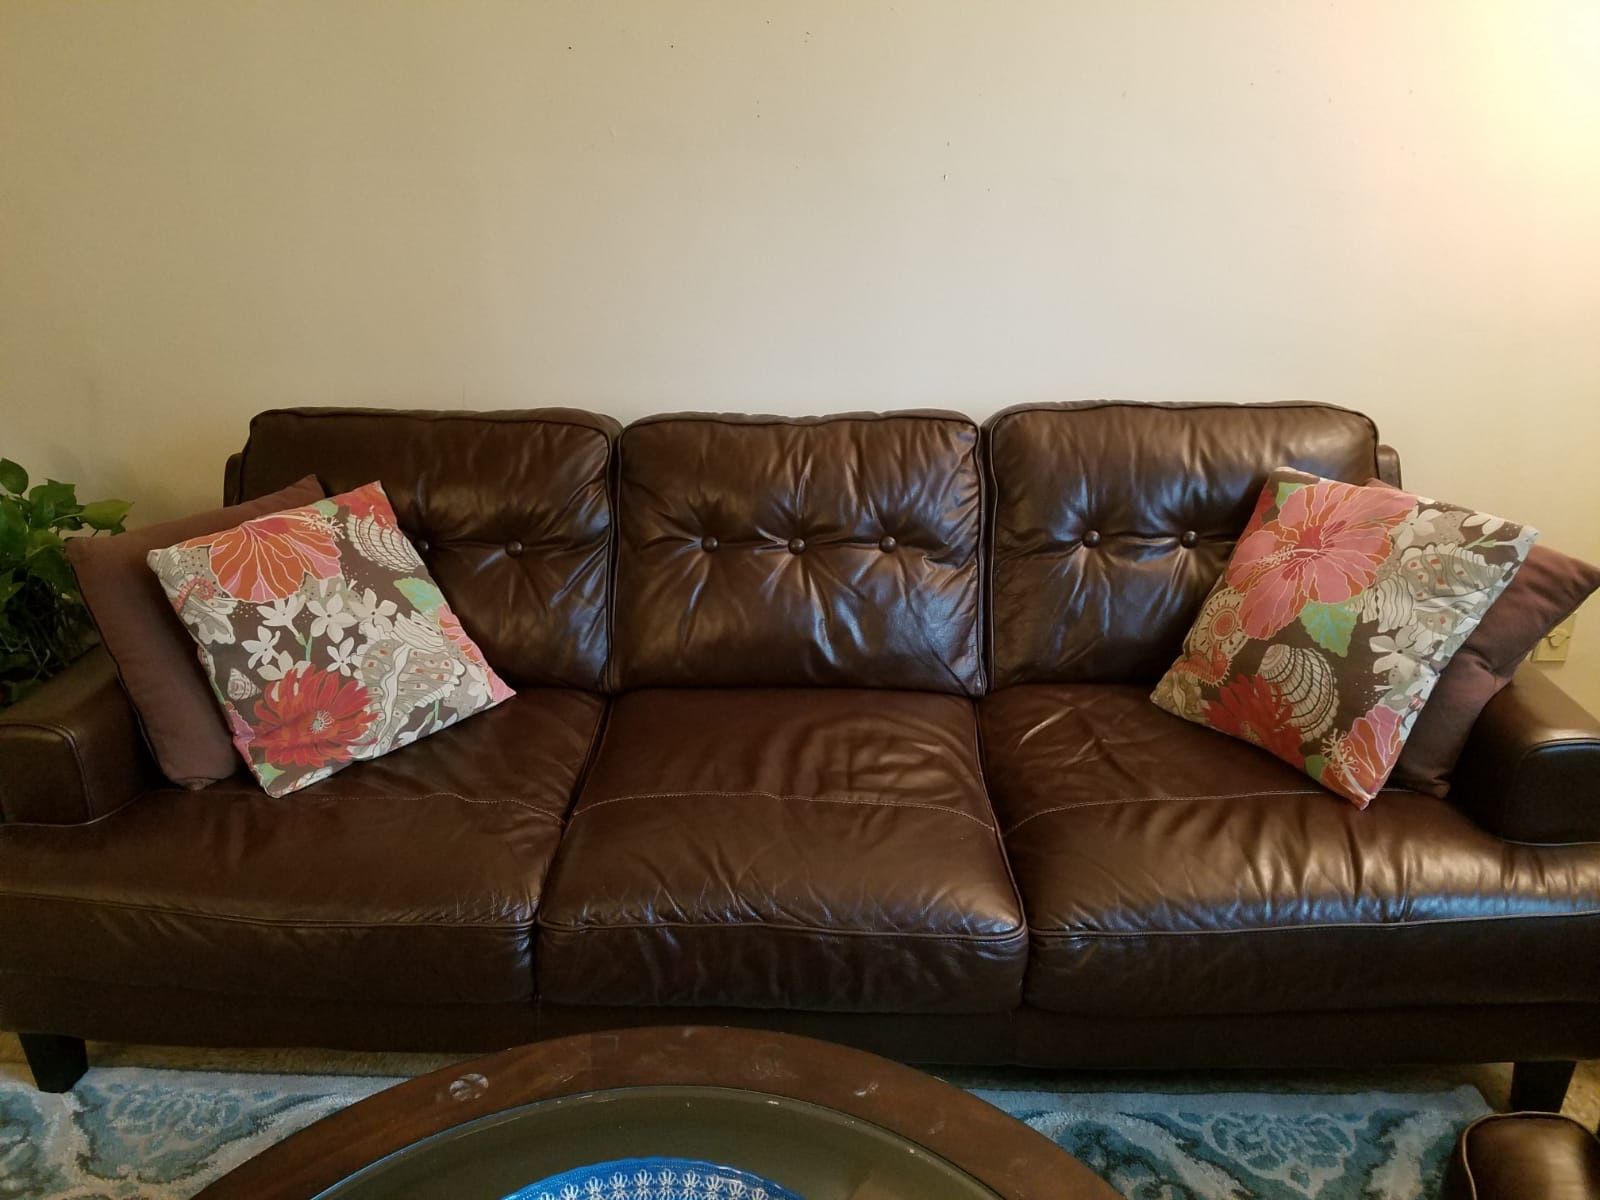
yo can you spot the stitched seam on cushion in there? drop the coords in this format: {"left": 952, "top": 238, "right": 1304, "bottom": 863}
{"left": 398, "top": 536, "right": 607, "bottom": 552}
{"left": 1028, "top": 907, "right": 1600, "bottom": 939}
{"left": 988, "top": 400, "right": 1376, "bottom": 431}
{"left": 150, "top": 788, "right": 562, "bottom": 816}
{"left": 0, "top": 891, "right": 538, "bottom": 931}
{"left": 624, "top": 412, "right": 978, "bottom": 433}
{"left": 539, "top": 916, "right": 1029, "bottom": 941}
{"left": 1459, "top": 1118, "right": 1481, "bottom": 1200}
{"left": 1003, "top": 789, "right": 1325, "bottom": 834}
{"left": 569, "top": 789, "right": 996, "bottom": 831}
{"left": 0, "top": 789, "right": 566, "bottom": 832}
{"left": 254, "top": 408, "right": 616, "bottom": 441}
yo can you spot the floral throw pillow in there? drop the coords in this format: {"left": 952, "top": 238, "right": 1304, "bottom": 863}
{"left": 148, "top": 482, "right": 514, "bottom": 797}
{"left": 1151, "top": 468, "right": 1537, "bottom": 808}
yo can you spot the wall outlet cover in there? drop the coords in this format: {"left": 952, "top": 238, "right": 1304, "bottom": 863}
{"left": 1533, "top": 614, "right": 1578, "bottom": 663}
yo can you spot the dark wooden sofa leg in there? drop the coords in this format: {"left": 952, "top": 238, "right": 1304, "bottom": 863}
{"left": 19, "top": 1033, "right": 88, "bottom": 1092}
{"left": 1509, "top": 1060, "right": 1576, "bottom": 1112}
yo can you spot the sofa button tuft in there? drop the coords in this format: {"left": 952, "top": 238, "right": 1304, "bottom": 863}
{"left": 701, "top": 536, "right": 719, "bottom": 552}
{"left": 1082, "top": 530, "right": 1102, "bottom": 548}
{"left": 788, "top": 537, "right": 806, "bottom": 554}
{"left": 414, "top": 537, "right": 431, "bottom": 553}
{"left": 1180, "top": 530, "right": 1199, "bottom": 548}
{"left": 879, "top": 535, "right": 897, "bottom": 552}
{"left": 506, "top": 540, "right": 524, "bottom": 557}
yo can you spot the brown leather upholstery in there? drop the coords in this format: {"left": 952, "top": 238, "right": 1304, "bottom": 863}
{"left": 0, "top": 648, "right": 159, "bottom": 825}
{"left": 0, "top": 688, "right": 601, "bottom": 1005}
{"left": 1451, "top": 667, "right": 1600, "bottom": 844}
{"left": 1376, "top": 442, "right": 1403, "bottom": 488}
{"left": 984, "top": 401, "right": 1381, "bottom": 687}
{"left": 538, "top": 688, "right": 1025, "bottom": 1010}
{"left": 980, "top": 684, "right": 1600, "bottom": 1015}
{"left": 233, "top": 408, "right": 618, "bottom": 690}
{"left": 1441, "top": 1113, "right": 1600, "bottom": 1200}
{"left": 611, "top": 413, "right": 984, "bottom": 693}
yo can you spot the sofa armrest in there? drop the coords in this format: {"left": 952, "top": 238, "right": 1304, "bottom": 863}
{"left": 1376, "top": 443, "right": 1402, "bottom": 488}
{"left": 1449, "top": 666, "right": 1600, "bottom": 844}
{"left": 0, "top": 646, "right": 160, "bottom": 825}
{"left": 223, "top": 449, "right": 244, "bottom": 505}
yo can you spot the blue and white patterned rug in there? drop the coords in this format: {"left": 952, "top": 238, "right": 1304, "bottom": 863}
{"left": 0, "top": 1065, "right": 1489, "bottom": 1200}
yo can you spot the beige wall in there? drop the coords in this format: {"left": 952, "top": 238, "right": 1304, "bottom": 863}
{"left": 3, "top": 0, "right": 1598, "bottom": 707}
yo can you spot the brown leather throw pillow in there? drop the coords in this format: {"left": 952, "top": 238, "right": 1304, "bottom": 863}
{"left": 1367, "top": 480, "right": 1600, "bottom": 797}
{"left": 67, "top": 476, "right": 325, "bottom": 788}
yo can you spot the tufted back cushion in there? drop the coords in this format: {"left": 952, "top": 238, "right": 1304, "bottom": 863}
{"left": 611, "top": 413, "right": 984, "bottom": 693}
{"left": 986, "top": 401, "right": 1383, "bottom": 687}
{"left": 234, "top": 408, "right": 618, "bottom": 690}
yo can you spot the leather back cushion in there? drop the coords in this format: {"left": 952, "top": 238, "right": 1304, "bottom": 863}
{"left": 986, "top": 401, "right": 1381, "bottom": 687}
{"left": 612, "top": 413, "right": 984, "bottom": 693}
{"left": 235, "top": 408, "right": 618, "bottom": 690}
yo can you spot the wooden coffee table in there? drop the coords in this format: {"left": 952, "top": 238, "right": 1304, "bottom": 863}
{"left": 195, "top": 1026, "right": 1117, "bottom": 1199}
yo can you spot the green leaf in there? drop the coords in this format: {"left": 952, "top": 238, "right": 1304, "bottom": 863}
{"left": 26, "top": 527, "right": 64, "bottom": 556}
{"left": 1299, "top": 600, "right": 1357, "bottom": 656}
{"left": 26, "top": 545, "right": 78, "bottom": 598}
{"left": 78, "top": 498, "right": 131, "bottom": 532}
{"left": 255, "top": 763, "right": 284, "bottom": 787}
{"left": 0, "top": 459, "right": 26, "bottom": 495}
{"left": 0, "top": 501, "right": 25, "bottom": 564}
{"left": 1305, "top": 754, "right": 1328, "bottom": 781}
{"left": 1275, "top": 480, "right": 1309, "bottom": 509}
{"left": 393, "top": 576, "right": 444, "bottom": 613}
{"left": 27, "top": 479, "right": 78, "bottom": 526}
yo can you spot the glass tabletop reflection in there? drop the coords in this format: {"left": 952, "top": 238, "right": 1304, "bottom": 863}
{"left": 314, "top": 1084, "right": 1005, "bottom": 1200}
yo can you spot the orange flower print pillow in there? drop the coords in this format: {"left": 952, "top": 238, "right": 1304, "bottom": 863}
{"left": 148, "top": 482, "right": 514, "bottom": 797}
{"left": 1152, "top": 468, "right": 1536, "bottom": 807}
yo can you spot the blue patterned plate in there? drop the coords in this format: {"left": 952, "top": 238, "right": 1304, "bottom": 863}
{"left": 503, "top": 1156, "right": 806, "bottom": 1200}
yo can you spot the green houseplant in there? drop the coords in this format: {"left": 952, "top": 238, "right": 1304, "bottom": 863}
{"left": 0, "top": 457, "right": 130, "bottom": 708}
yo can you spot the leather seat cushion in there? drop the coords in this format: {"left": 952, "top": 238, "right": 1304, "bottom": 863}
{"left": 0, "top": 688, "right": 602, "bottom": 1005}
{"left": 538, "top": 689, "right": 1027, "bottom": 1012}
{"left": 980, "top": 684, "right": 1600, "bottom": 1016}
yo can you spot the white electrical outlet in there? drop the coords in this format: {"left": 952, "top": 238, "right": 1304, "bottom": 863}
{"left": 1533, "top": 614, "right": 1578, "bottom": 663}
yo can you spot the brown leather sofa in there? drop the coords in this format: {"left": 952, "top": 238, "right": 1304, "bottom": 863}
{"left": 4, "top": 402, "right": 1599, "bottom": 1102}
